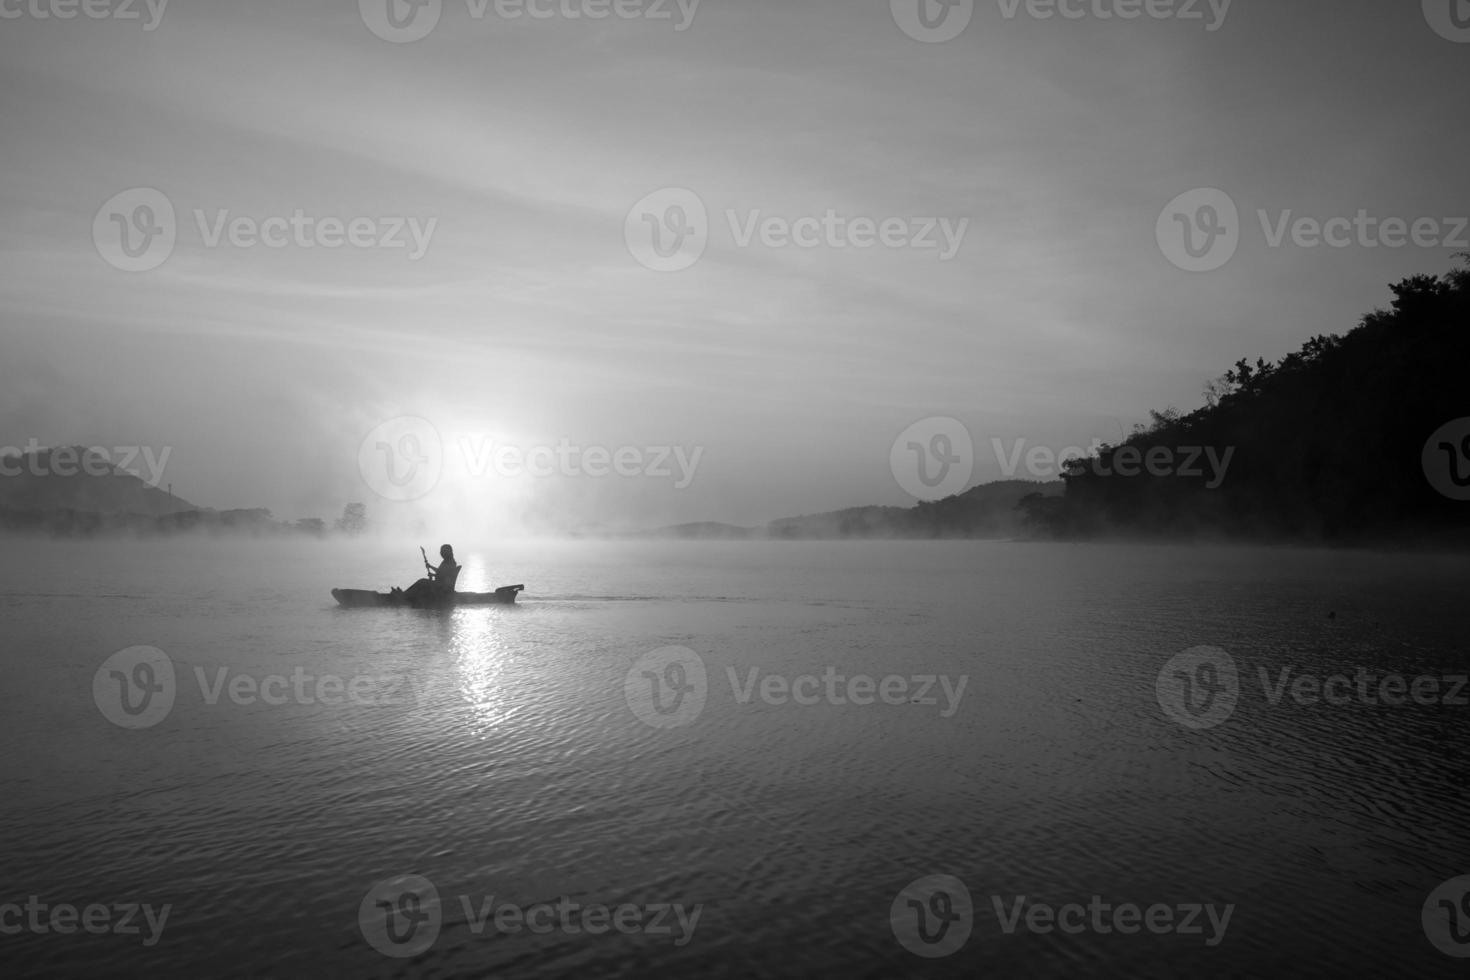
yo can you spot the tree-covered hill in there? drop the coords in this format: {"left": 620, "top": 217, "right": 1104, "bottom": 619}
{"left": 1027, "top": 258, "right": 1470, "bottom": 543}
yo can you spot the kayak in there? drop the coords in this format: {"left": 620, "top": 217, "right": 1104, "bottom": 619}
{"left": 332, "top": 585, "right": 524, "bottom": 608}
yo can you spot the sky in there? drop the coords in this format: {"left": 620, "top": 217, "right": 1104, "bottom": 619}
{"left": 1, "top": 0, "right": 1466, "bottom": 532}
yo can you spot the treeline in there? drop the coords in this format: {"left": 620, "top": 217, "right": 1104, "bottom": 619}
{"left": 1024, "top": 258, "right": 1470, "bottom": 544}
{"left": 0, "top": 506, "right": 340, "bottom": 539}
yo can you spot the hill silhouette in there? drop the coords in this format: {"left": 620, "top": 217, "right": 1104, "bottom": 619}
{"left": 641, "top": 480, "right": 1064, "bottom": 539}
{"left": 1027, "top": 257, "right": 1470, "bottom": 544}
{"left": 768, "top": 479, "right": 1064, "bottom": 538}
{"left": 0, "top": 445, "right": 309, "bottom": 537}
{"left": 0, "top": 446, "right": 193, "bottom": 517}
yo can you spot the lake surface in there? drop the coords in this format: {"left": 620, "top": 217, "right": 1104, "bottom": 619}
{"left": 3, "top": 539, "right": 1469, "bottom": 978}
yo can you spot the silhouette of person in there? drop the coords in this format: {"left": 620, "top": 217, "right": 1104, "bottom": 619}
{"left": 402, "top": 545, "right": 461, "bottom": 603}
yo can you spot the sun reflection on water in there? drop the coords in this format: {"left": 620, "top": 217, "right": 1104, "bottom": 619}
{"left": 449, "top": 607, "right": 518, "bottom": 735}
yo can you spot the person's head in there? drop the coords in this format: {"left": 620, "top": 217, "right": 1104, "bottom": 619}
{"left": 439, "top": 544, "right": 454, "bottom": 561}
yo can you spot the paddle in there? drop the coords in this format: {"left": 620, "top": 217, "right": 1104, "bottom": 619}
{"left": 420, "top": 546, "right": 434, "bottom": 579}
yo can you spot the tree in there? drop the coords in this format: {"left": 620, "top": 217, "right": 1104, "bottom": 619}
{"left": 336, "top": 503, "right": 367, "bottom": 535}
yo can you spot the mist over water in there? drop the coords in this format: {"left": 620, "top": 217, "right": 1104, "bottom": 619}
{"left": 4, "top": 538, "right": 1469, "bottom": 977}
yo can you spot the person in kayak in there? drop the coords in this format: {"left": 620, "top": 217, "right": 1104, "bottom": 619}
{"left": 401, "top": 544, "right": 461, "bottom": 602}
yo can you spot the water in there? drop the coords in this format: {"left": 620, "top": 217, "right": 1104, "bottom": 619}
{"left": 3, "top": 539, "right": 1469, "bottom": 977}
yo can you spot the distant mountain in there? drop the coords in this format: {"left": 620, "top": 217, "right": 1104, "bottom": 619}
{"left": 637, "top": 480, "right": 1064, "bottom": 540}
{"left": 645, "top": 522, "right": 761, "bottom": 540}
{"left": 767, "top": 480, "right": 1064, "bottom": 539}
{"left": 0, "top": 445, "right": 342, "bottom": 539}
{"left": 0, "top": 446, "right": 195, "bottom": 516}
